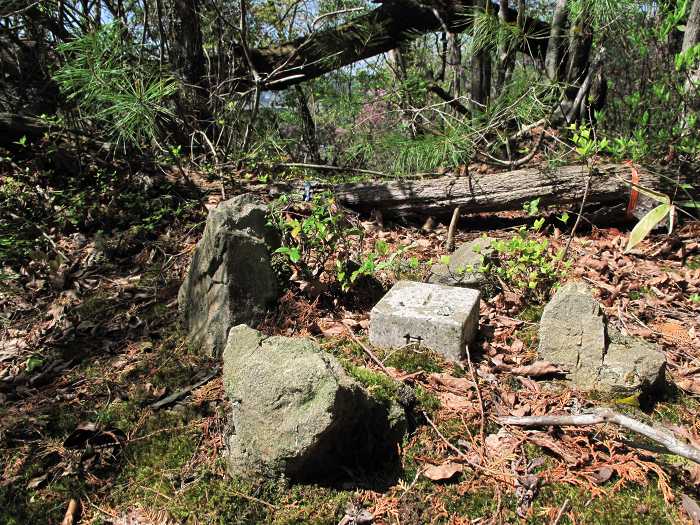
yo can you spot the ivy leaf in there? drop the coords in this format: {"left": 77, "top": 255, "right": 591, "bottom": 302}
{"left": 624, "top": 203, "right": 671, "bottom": 253}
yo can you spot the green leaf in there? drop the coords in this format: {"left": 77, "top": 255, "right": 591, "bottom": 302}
{"left": 622, "top": 177, "right": 671, "bottom": 204}
{"left": 26, "top": 356, "right": 44, "bottom": 373}
{"left": 624, "top": 203, "right": 671, "bottom": 253}
{"left": 288, "top": 247, "right": 301, "bottom": 263}
{"left": 375, "top": 239, "right": 389, "bottom": 256}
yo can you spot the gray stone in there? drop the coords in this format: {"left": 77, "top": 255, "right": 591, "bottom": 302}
{"left": 427, "top": 236, "right": 494, "bottom": 289}
{"left": 598, "top": 329, "right": 666, "bottom": 396}
{"left": 538, "top": 281, "right": 606, "bottom": 388}
{"left": 369, "top": 280, "right": 480, "bottom": 361}
{"left": 178, "top": 194, "right": 279, "bottom": 357}
{"left": 223, "top": 325, "right": 405, "bottom": 480}
{"left": 538, "top": 282, "right": 666, "bottom": 395}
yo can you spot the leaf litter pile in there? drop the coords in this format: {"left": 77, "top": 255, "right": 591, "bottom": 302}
{"left": 1, "top": 183, "right": 700, "bottom": 524}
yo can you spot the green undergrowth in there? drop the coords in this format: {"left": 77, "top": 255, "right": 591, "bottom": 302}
{"left": 686, "top": 256, "right": 700, "bottom": 270}
{"left": 325, "top": 339, "right": 442, "bottom": 413}
{"left": 110, "top": 409, "right": 354, "bottom": 524}
{"left": 531, "top": 482, "right": 678, "bottom": 524}
{"left": 651, "top": 384, "right": 700, "bottom": 425}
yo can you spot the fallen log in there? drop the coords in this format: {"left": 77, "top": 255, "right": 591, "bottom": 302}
{"left": 328, "top": 164, "right": 668, "bottom": 217}
{"left": 0, "top": 112, "right": 52, "bottom": 145}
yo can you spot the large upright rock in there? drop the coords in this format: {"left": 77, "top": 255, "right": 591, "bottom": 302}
{"left": 178, "top": 194, "right": 279, "bottom": 357}
{"left": 538, "top": 281, "right": 607, "bottom": 388}
{"left": 538, "top": 282, "right": 665, "bottom": 395}
{"left": 223, "top": 325, "right": 405, "bottom": 480}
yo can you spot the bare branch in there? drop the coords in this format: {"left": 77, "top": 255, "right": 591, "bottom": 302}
{"left": 499, "top": 409, "right": 700, "bottom": 465}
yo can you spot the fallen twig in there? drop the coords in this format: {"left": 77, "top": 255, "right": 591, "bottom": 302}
{"left": 446, "top": 206, "right": 460, "bottom": 252}
{"left": 61, "top": 499, "right": 80, "bottom": 525}
{"left": 498, "top": 409, "right": 700, "bottom": 465}
{"left": 345, "top": 327, "right": 393, "bottom": 377}
{"left": 149, "top": 367, "right": 221, "bottom": 410}
{"left": 551, "top": 498, "right": 569, "bottom": 525}
{"left": 423, "top": 410, "right": 511, "bottom": 482}
{"left": 564, "top": 170, "right": 592, "bottom": 258}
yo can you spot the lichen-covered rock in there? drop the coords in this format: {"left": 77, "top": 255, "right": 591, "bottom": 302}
{"left": 223, "top": 325, "right": 405, "bottom": 481}
{"left": 538, "top": 281, "right": 606, "bottom": 389}
{"left": 538, "top": 281, "right": 665, "bottom": 395}
{"left": 427, "top": 237, "right": 494, "bottom": 290}
{"left": 178, "top": 194, "right": 279, "bottom": 357}
{"left": 598, "top": 329, "right": 666, "bottom": 396}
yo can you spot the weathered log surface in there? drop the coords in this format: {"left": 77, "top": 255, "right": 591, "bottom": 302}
{"left": 0, "top": 112, "right": 51, "bottom": 144}
{"left": 329, "top": 164, "right": 663, "bottom": 217}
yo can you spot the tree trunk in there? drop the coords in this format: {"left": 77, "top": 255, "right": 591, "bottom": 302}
{"left": 682, "top": 0, "right": 700, "bottom": 101}
{"left": 495, "top": 0, "right": 513, "bottom": 90}
{"left": 471, "top": 49, "right": 492, "bottom": 110}
{"left": 388, "top": 46, "right": 418, "bottom": 136}
{"left": 294, "top": 85, "right": 320, "bottom": 163}
{"left": 171, "top": 0, "right": 208, "bottom": 126}
{"left": 306, "top": 164, "right": 668, "bottom": 218}
{"left": 447, "top": 32, "right": 463, "bottom": 99}
{"left": 470, "top": 0, "right": 492, "bottom": 110}
{"left": 545, "top": 0, "right": 568, "bottom": 82}
{"left": 245, "top": 0, "right": 551, "bottom": 91}
{"left": 684, "top": 0, "right": 700, "bottom": 53}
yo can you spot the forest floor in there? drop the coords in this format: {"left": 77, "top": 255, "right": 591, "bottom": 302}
{"left": 1, "top": 149, "right": 700, "bottom": 524}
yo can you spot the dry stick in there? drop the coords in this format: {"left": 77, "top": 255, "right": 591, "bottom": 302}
{"left": 229, "top": 489, "right": 278, "bottom": 510}
{"left": 551, "top": 498, "right": 569, "bottom": 525}
{"left": 197, "top": 130, "right": 225, "bottom": 200}
{"left": 480, "top": 128, "right": 546, "bottom": 169}
{"left": 345, "top": 327, "right": 393, "bottom": 376}
{"left": 423, "top": 410, "right": 467, "bottom": 458}
{"left": 563, "top": 170, "right": 592, "bottom": 258}
{"left": 565, "top": 47, "right": 607, "bottom": 124}
{"left": 423, "top": 410, "right": 509, "bottom": 482}
{"left": 465, "top": 347, "right": 486, "bottom": 449}
{"left": 446, "top": 206, "right": 461, "bottom": 252}
{"left": 61, "top": 499, "right": 80, "bottom": 525}
{"left": 498, "top": 409, "right": 700, "bottom": 465}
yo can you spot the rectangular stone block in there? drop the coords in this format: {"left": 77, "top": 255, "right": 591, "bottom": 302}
{"left": 369, "top": 280, "right": 480, "bottom": 361}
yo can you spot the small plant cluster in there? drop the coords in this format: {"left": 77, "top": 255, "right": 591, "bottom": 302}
{"left": 268, "top": 192, "right": 415, "bottom": 292}
{"left": 0, "top": 147, "right": 198, "bottom": 266}
{"left": 488, "top": 226, "right": 570, "bottom": 302}
{"left": 451, "top": 201, "right": 571, "bottom": 302}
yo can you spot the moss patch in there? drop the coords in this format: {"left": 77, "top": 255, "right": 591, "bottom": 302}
{"left": 383, "top": 347, "right": 444, "bottom": 374}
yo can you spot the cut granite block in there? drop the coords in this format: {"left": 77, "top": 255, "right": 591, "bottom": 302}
{"left": 369, "top": 280, "right": 480, "bottom": 361}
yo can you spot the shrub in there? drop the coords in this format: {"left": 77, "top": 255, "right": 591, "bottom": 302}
{"left": 53, "top": 24, "right": 178, "bottom": 148}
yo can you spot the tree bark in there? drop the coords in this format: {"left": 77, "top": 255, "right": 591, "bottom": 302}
{"left": 544, "top": 0, "right": 568, "bottom": 82}
{"left": 294, "top": 85, "right": 320, "bottom": 163}
{"left": 682, "top": 0, "right": 700, "bottom": 99}
{"left": 246, "top": 0, "right": 551, "bottom": 91}
{"left": 171, "top": 0, "right": 208, "bottom": 126}
{"left": 447, "top": 32, "right": 463, "bottom": 99}
{"left": 301, "top": 164, "right": 667, "bottom": 218}
{"left": 388, "top": 46, "right": 419, "bottom": 136}
{"left": 495, "top": 0, "right": 513, "bottom": 90}
{"left": 683, "top": 0, "right": 700, "bottom": 53}
{"left": 470, "top": 0, "right": 492, "bottom": 109}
